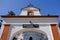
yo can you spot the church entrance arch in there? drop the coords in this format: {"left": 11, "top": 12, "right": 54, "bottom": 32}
{"left": 11, "top": 29, "right": 48, "bottom": 40}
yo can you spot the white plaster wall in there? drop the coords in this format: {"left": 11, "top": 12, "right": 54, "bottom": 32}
{"left": 2, "top": 18, "right": 58, "bottom": 24}
{"left": 20, "top": 11, "right": 27, "bottom": 16}
{"left": 34, "top": 11, "right": 41, "bottom": 15}
{"left": 20, "top": 10, "right": 40, "bottom": 16}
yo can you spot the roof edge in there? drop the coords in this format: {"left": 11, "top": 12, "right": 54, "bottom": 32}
{"left": 1, "top": 15, "right": 59, "bottom": 18}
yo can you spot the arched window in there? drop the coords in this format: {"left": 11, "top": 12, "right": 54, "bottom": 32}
{"left": 27, "top": 11, "right": 34, "bottom": 16}
{"left": 29, "top": 37, "right": 33, "bottom": 40}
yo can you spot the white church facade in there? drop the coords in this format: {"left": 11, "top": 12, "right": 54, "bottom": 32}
{"left": 0, "top": 5, "right": 60, "bottom": 40}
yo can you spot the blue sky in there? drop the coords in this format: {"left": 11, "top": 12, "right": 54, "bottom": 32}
{"left": 0, "top": 0, "right": 60, "bottom": 22}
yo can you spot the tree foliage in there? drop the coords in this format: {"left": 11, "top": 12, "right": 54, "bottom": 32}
{"left": 59, "top": 23, "right": 60, "bottom": 28}
{"left": 0, "top": 20, "right": 2, "bottom": 28}
{"left": 7, "top": 11, "right": 15, "bottom": 16}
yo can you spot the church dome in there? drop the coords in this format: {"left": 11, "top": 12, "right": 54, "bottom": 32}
{"left": 21, "top": 4, "right": 40, "bottom": 11}
{"left": 20, "top": 4, "right": 41, "bottom": 16}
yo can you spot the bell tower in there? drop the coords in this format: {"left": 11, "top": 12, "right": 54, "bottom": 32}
{"left": 20, "top": 4, "right": 41, "bottom": 16}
